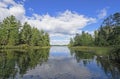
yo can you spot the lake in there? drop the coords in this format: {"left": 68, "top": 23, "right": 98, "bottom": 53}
{"left": 0, "top": 46, "right": 120, "bottom": 79}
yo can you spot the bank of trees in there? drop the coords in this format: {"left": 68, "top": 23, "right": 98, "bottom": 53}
{"left": 70, "top": 31, "right": 94, "bottom": 46}
{"left": 70, "top": 12, "right": 120, "bottom": 47}
{"left": 0, "top": 15, "right": 50, "bottom": 46}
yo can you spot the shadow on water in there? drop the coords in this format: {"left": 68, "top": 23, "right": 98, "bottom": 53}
{"left": 0, "top": 48, "right": 50, "bottom": 79}
{"left": 70, "top": 47, "right": 120, "bottom": 79}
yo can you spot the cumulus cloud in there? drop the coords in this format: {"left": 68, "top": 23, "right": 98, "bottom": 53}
{"left": 97, "top": 8, "right": 107, "bottom": 19}
{"left": 26, "top": 11, "right": 96, "bottom": 35}
{"left": 9, "top": 5, "right": 25, "bottom": 20}
{"left": 0, "top": 0, "right": 25, "bottom": 21}
{"left": 0, "top": 0, "right": 96, "bottom": 45}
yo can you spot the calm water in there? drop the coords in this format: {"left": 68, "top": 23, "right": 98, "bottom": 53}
{"left": 0, "top": 46, "right": 120, "bottom": 79}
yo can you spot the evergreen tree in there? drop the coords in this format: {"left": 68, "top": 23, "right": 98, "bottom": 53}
{"left": 0, "top": 15, "right": 50, "bottom": 47}
{"left": 0, "top": 15, "right": 20, "bottom": 45}
{"left": 20, "top": 22, "right": 32, "bottom": 45}
{"left": 95, "top": 12, "right": 120, "bottom": 46}
{"left": 44, "top": 32, "right": 50, "bottom": 46}
{"left": 69, "top": 38, "right": 74, "bottom": 46}
{"left": 30, "top": 27, "right": 40, "bottom": 46}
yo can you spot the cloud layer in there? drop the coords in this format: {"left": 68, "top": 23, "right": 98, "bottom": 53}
{"left": 0, "top": 0, "right": 100, "bottom": 45}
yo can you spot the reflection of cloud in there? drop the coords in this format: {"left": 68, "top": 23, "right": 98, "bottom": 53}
{"left": 23, "top": 46, "right": 92, "bottom": 79}
{"left": 49, "top": 46, "right": 72, "bottom": 59}
{"left": 23, "top": 58, "right": 92, "bottom": 79}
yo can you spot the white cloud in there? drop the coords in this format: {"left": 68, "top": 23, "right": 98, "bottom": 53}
{"left": 9, "top": 5, "right": 25, "bottom": 20}
{"left": 51, "top": 40, "right": 70, "bottom": 45}
{"left": 97, "top": 8, "right": 107, "bottom": 19}
{"left": 0, "top": 2, "right": 7, "bottom": 7}
{"left": 0, "top": 0, "right": 96, "bottom": 45}
{"left": 26, "top": 10, "right": 96, "bottom": 35}
{"left": 49, "top": 33, "right": 74, "bottom": 45}
{"left": 0, "top": 0, "right": 25, "bottom": 21}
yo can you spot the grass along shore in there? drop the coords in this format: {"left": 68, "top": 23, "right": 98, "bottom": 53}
{"left": 0, "top": 44, "right": 50, "bottom": 49}
{"left": 69, "top": 46, "right": 112, "bottom": 56}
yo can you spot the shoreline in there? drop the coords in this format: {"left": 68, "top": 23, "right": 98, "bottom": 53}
{"left": 0, "top": 45, "right": 50, "bottom": 49}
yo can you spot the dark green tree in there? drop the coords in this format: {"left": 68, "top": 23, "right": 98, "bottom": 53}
{"left": 20, "top": 22, "right": 32, "bottom": 45}
{"left": 70, "top": 31, "right": 94, "bottom": 46}
{"left": 95, "top": 12, "right": 120, "bottom": 46}
{"left": 0, "top": 15, "right": 20, "bottom": 45}
{"left": 30, "top": 27, "right": 40, "bottom": 46}
{"left": 0, "top": 15, "right": 50, "bottom": 47}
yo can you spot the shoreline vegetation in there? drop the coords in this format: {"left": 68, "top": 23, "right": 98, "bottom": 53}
{"left": 69, "top": 46, "right": 111, "bottom": 54}
{"left": 69, "top": 12, "right": 120, "bottom": 47}
{"left": 69, "top": 12, "right": 120, "bottom": 62}
{"left": 0, "top": 15, "right": 50, "bottom": 49}
{"left": 0, "top": 45, "right": 50, "bottom": 50}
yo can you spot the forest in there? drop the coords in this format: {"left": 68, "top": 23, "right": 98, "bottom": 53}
{"left": 69, "top": 12, "right": 120, "bottom": 47}
{"left": 0, "top": 15, "right": 50, "bottom": 47}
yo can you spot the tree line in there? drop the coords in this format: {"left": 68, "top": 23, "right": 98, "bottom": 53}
{"left": 69, "top": 12, "right": 120, "bottom": 47}
{"left": 0, "top": 15, "right": 50, "bottom": 46}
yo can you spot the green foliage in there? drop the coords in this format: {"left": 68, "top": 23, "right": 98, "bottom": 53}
{"left": 70, "top": 12, "right": 120, "bottom": 62}
{"left": 70, "top": 31, "right": 94, "bottom": 46}
{"left": 70, "top": 12, "right": 120, "bottom": 47}
{"left": 30, "top": 27, "right": 40, "bottom": 46}
{"left": 20, "top": 22, "right": 32, "bottom": 45}
{"left": 0, "top": 15, "right": 50, "bottom": 47}
{"left": 0, "top": 16, "right": 20, "bottom": 45}
{"left": 69, "top": 38, "right": 74, "bottom": 46}
{"left": 95, "top": 12, "right": 120, "bottom": 46}
{"left": 109, "top": 46, "right": 120, "bottom": 62}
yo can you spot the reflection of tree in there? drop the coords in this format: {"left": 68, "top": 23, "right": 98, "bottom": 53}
{"left": 0, "top": 48, "right": 49, "bottom": 79}
{"left": 70, "top": 49, "right": 95, "bottom": 66}
{"left": 0, "top": 50, "right": 17, "bottom": 79}
{"left": 96, "top": 56, "right": 120, "bottom": 79}
{"left": 109, "top": 46, "right": 120, "bottom": 63}
{"left": 70, "top": 48, "right": 120, "bottom": 79}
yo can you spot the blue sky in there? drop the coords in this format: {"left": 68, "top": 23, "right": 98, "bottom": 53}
{"left": 0, "top": 0, "right": 120, "bottom": 45}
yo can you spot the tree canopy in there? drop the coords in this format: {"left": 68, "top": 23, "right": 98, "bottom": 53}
{"left": 0, "top": 15, "right": 50, "bottom": 47}
{"left": 69, "top": 12, "right": 120, "bottom": 47}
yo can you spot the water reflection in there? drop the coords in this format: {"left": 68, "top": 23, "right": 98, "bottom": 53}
{"left": 23, "top": 46, "right": 92, "bottom": 79}
{"left": 0, "top": 46, "right": 120, "bottom": 79}
{"left": 70, "top": 48, "right": 120, "bottom": 79}
{"left": 0, "top": 49, "right": 49, "bottom": 79}
{"left": 96, "top": 56, "right": 120, "bottom": 79}
{"left": 70, "top": 49, "right": 95, "bottom": 66}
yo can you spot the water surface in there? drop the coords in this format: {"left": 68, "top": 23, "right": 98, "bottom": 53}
{"left": 0, "top": 46, "right": 120, "bottom": 79}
